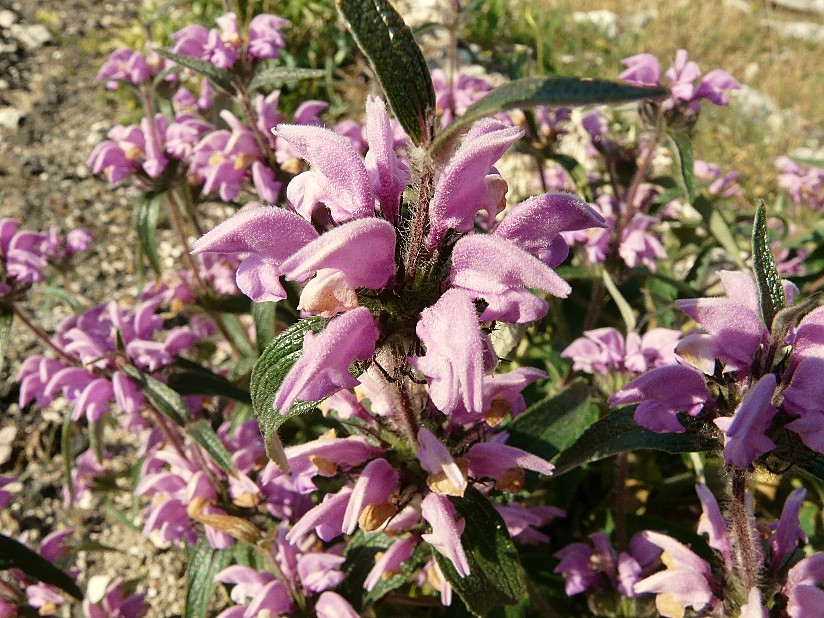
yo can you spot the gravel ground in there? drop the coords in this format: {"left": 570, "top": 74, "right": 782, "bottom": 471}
{"left": 0, "top": 1, "right": 192, "bottom": 615}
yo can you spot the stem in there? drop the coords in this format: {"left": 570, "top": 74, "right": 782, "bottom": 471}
{"left": 614, "top": 132, "right": 662, "bottom": 248}
{"left": 730, "top": 468, "right": 760, "bottom": 592}
{"left": 405, "top": 155, "right": 436, "bottom": 283}
{"left": 615, "top": 452, "right": 628, "bottom": 553}
{"left": 11, "top": 303, "right": 78, "bottom": 366}
{"left": 582, "top": 274, "right": 607, "bottom": 331}
{"left": 149, "top": 406, "right": 188, "bottom": 461}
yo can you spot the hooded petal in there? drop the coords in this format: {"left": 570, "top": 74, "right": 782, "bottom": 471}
{"left": 364, "top": 96, "right": 408, "bottom": 222}
{"left": 408, "top": 289, "right": 485, "bottom": 415}
{"left": 416, "top": 428, "right": 468, "bottom": 496}
{"left": 695, "top": 483, "right": 732, "bottom": 569}
{"left": 273, "top": 307, "right": 379, "bottom": 412}
{"left": 275, "top": 123, "right": 374, "bottom": 222}
{"left": 428, "top": 119, "right": 524, "bottom": 248}
{"left": 449, "top": 234, "right": 571, "bottom": 323}
{"left": 421, "top": 493, "right": 470, "bottom": 577}
{"left": 280, "top": 218, "right": 396, "bottom": 289}
{"left": 713, "top": 373, "right": 777, "bottom": 468}
{"left": 341, "top": 457, "right": 399, "bottom": 534}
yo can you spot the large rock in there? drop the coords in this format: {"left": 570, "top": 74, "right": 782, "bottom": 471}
{"left": 772, "top": 0, "right": 824, "bottom": 15}
{"left": 764, "top": 19, "right": 824, "bottom": 43}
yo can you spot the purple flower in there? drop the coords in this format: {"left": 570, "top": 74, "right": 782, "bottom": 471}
{"left": 785, "top": 553, "right": 824, "bottom": 618}
{"left": 421, "top": 493, "right": 470, "bottom": 577}
{"left": 83, "top": 577, "right": 148, "bottom": 618}
{"left": 610, "top": 364, "right": 710, "bottom": 433}
{"left": 96, "top": 48, "right": 150, "bottom": 89}
{"left": 695, "top": 483, "right": 733, "bottom": 570}
{"left": 273, "top": 306, "right": 380, "bottom": 412}
{"left": 713, "top": 374, "right": 777, "bottom": 468}
{"left": 297, "top": 552, "right": 346, "bottom": 593}
{"left": 341, "top": 457, "right": 399, "bottom": 534}
{"left": 315, "top": 591, "right": 359, "bottom": 618}
{"left": 417, "top": 428, "right": 468, "bottom": 497}
{"left": 770, "top": 488, "right": 807, "bottom": 568}
{"left": 364, "top": 535, "right": 417, "bottom": 591}
{"left": 247, "top": 14, "right": 289, "bottom": 60}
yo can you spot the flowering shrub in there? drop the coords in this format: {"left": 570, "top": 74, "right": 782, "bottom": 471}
{"left": 4, "top": 1, "right": 824, "bottom": 617}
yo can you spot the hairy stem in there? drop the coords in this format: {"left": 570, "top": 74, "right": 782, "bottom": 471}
{"left": 11, "top": 303, "right": 78, "bottom": 366}
{"left": 730, "top": 468, "right": 760, "bottom": 592}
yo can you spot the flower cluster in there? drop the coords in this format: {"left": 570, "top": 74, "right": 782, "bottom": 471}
{"left": 776, "top": 156, "right": 824, "bottom": 212}
{"left": 0, "top": 218, "right": 91, "bottom": 298}
{"left": 562, "top": 326, "right": 681, "bottom": 376}
{"left": 611, "top": 269, "right": 824, "bottom": 469}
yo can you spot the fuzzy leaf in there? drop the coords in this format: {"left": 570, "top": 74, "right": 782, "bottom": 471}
{"left": 435, "top": 487, "right": 526, "bottom": 617}
{"left": 250, "top": 317, "right": 324, "bottom": 465}
{"left": 506, "top": 380, "right": 598, "bottom": 461}
{"left": 0, "top": 533, "right": 83, "bottom": 600}
{"left": 166, "top": 357, "right": 252, "bottom": 405}
{"left": 752, "top": 201, "right": 786, "bottom": 329}
{"left": 602, "top": 270, "right": 636, "bottom": 334}
{"left": 248, "top": 66, "right": 326, "bottom": 90}
{"left": 771, "top": 292, "right": 823, "bottom": 346}
{"left": 338, "top": 0, "right": 435, "bottom": 144}
{"left": 433, "top": 77, "right": 665, "bottom": 155}
{"left": 0, "top": 302, "right": 11, "bottom": 371}
{"left": 693, "top": 195, "right": 747, "bottom": 270}
{"left": 135, "top": 193, "right": 162, "bottom": 276}
{"left": 554, "top": 408, "right": 716, "bottom": 476}
{"left": 669, "top": 131, "right": 697, "bottom": 204}
{"left": 155, "top": 49, "right": 235, "bottom": 92}
{"left": 120, "top": 364, "right": 189, "bottom": 426}
{"left": 185, "top": 420, "right": 235, "bottom": 474}
{"left": 185, "top": 538, "right": 231, "bottom": 618}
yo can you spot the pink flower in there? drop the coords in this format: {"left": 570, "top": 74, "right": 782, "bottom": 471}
{"left": 421, "top": 493, "right": 470, "bottom": 577}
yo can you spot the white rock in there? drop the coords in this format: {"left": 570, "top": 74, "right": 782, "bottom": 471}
{"left": 86, "top": 575, "right": 112, "bottom": 604}
{"left": 628, "top": 9, "right": 658, "bottom": 30}
{"left": 765, "top": 19, "right": 824, "bottom": 43}
{"left": 0, "top": 9, "right": 18, "bottom": 28}
{"left": 772, "top": 0, "right": 824, "bottom": 14}
{"left": 9, "top": 23, "right": 51, "bottom": 50}
{"left": 572, "top": 10, "right": 619, "bottom": 39}
{"left": 0, "top": 107, "right": 24, "bottom": 130}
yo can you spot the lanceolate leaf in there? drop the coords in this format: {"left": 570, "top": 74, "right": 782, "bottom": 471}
{"left": 155, "top": 49, "right": 235, "bottom": 92}
{"left": 693, "top": 195, "right": 747, "bottom": 270}
{"left": 185, "top": 420, "right": 235, "bottom": 474}
{"left": 120, "top": 364, "right": 189, "bottom": 426}
{"left": 554, "top": 408, "right": 716, "bottom": 476}
{"left": 248, "top": 66, "right": 326, "bottom": 90}
{"left": 506, "top": 380, "right": 598, "bottom": 461}
{"left": 752, "top": 201, "right": 786, "bottom": 329}
{"left": 432, "top": 77, "right": 666, "bottom": 155}
{"left": 185, "top": 538, "right": 231, "bottom": 618}
{"left": 338, "top": 0, "right": 435, "bottom": 145}
{"left": 0, "top": 533, "right": 83, "bottom": 600}
{"left": 250, "top": 317, "right": 324, "bottom": 465}
{"left": 669, "top": 131, "right": 697, "bottom": 204}
{"left": 771, "top": 292, "right": 823, "bottom": 346}
{"left": 435, "top": 487, "right": 526, "bottom": 617}
{"left": 167, "top": 357, "right": 252, "bottom": 405}
{"left": 135, "top": 193, "right": 162, "bottom": 276}
{"left": 253, "top": 301, "right": 277, "bottom": 355}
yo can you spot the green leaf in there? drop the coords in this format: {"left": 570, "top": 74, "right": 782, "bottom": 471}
{"left": 693, "top": 195, "right": 747, "bottom": 270}
{"left": 554, "top": 408, "right": 716, "bottom": 476}
{"left": 338, "top": 0, "right": 436, "bottom": 144}
{"left": 253, "top": 301, "right": 277, "bottom": 356}
{"left": 669, "top": 131, "right": 697, "bottom": 204}
{"left": 166, "top": 357, "right": 252, "bottom": 405}
{"left": 0, "top": 302, "right": 11, "bottom": 370}
{"left": 185, "top": 538, "right": 231, "bottom": 618}
{"left": 770, "top": 292, "right": 823, "bottom": 347}
{"left": 250, "top": 317, "right": 324, "bottom": 465}
{"left": 506, "top": 380, "right": 597, "bottom": 461}
{"left": 135, "top": 193, "right": 162, "bottom": 275}
{"left": 752, "top": 201, "right": 786, "bottom": 330}
{"left": 789, "top": 156, "right": 824, "bottom": 169}
{"left": 602, "top": 270, "right": 636, "bottom": 333}
{"left": 185, "top": 420, "right": 235, "bottom": 474}
{"left": 0, "top": 533, "right": 83, "bottom": 600}
{"left": 248, "top": 66, "right": 326, "bottom": 90}
{"left": 434, "top": 487, "right": 526, "bottom": 617}
{"left": 432, "top": 77, "right": 666, "bottom": 155}
{"left": 61, "top": 411, "right": 76, "bottom": 504}
{"left": 119, "top": 364, "right": 189, "bottom": 426}
{"left": 155, "top": 49, "right": 235, "bottom": 92}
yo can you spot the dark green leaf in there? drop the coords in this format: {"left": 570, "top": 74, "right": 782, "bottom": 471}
{"left": 197, "top": 294, "right": 252, "bottom": 314}
{"left": 752, "top": 201, "right": 786, "bottom": 330}
{"left": 250, "top": 317, "right": 324, "bottom": 465}
{"left": 435, "top": 487, "right": 526, "bottom": 617}
{"left": 771, "top": 292, "right": 823, "bottom": 347}
{"left": 506, "top": 380, "right": 597, "bottom": 461}
{"left": 789, "top": 156, "right": 824, "bottom": 169}
{"left": 0, "top": 533, "right": 83, "bottom": 600}
{"left": 554, "top": 408, "right": 716, "bottom": 476}
{"left": 253, "top": 301, "right": 277, "bottom": 355}
{"left": 338, "top": 0, "right": 436, "bottom": 144}
{"left": 185, "top": 420, "right": 235, "bottom": 474}
{"left": 135, "top": 193, "right": 162, "bottom": 276}
{"left": 433, "top": 77, "right": 666, "bottom": 155}
{"left": 219, "top": 313, "right": 257, "bottom": 358}
{"left": 185, "top": 538, "right": 231, "bottom": 618}
{"left": 120, "top": 364, "right": 189, "bottom": 426}
{"left": 61, "top": 411, "right": 75, "bottom": 504}
{"left": 669, "top": 131, "right": 696, "bottom": 204}
{"left": 248, "top": 66, "right": 326, "bottom": 90}
{"left": 166, "top": 357, "right": 252, "bottom": 405}
{"left": 155, "top": 49, "right": 235, "bottom": 92}
{"left": 0, "top": 302, "right": 11, "bottom": 370}
{"left": 693, "top": 195, "right": 747, "bottom": 270}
